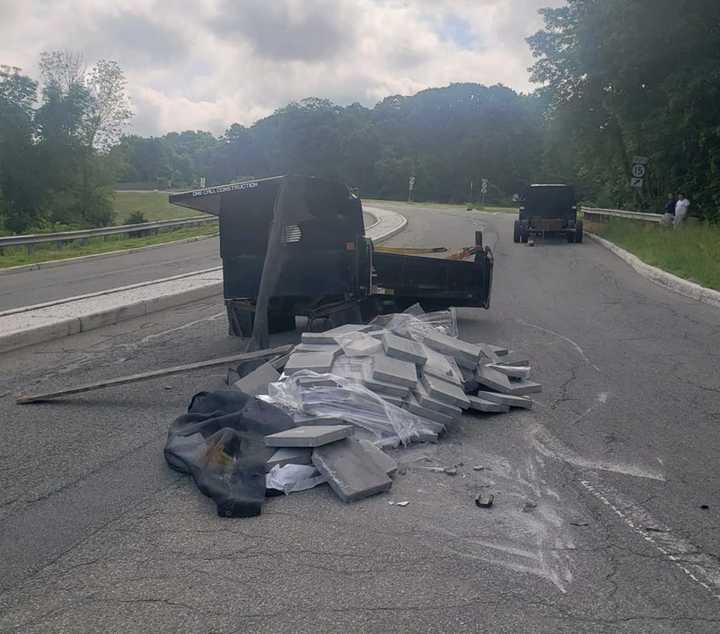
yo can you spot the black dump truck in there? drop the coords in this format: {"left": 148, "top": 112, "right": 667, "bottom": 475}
{"left": 513, "top": 184, "right": 583, "bottom": 244}
{"left": 169, "top": 175, "right": 493, "bottom": 345}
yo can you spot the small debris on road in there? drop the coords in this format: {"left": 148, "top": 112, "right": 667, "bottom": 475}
{"left": 475, "top": 493, "right": 495, "bottom": 508}
{"left": 522, "top": 501, "right": 537, "bottom": 513}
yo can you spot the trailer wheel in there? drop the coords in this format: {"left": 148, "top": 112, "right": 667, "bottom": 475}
{"left": 575, "top": 220, "right": 584, "bottom": 243}
{"left": 520, "top": 223, "right": 529, "bottom": 243}
{"left": 513, "top": 220, "right": 521, "bottom": 243}
{"left": 567, "top": 230, "right": 575, "bottom": 243}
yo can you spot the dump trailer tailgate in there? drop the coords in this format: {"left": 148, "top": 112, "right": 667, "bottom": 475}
{"left": 372, "top": 248, "right": 493, "bottom": 310}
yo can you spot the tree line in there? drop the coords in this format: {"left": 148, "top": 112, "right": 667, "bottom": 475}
{"left": 0, "top": 53, "right": 131, "bottom": 232}
{"left": 2, "top": 1, "right": 718, "bottom": 233}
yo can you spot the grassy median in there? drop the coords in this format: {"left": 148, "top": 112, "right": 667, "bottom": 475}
{"left": 112, "top": 190, "right": 192, "bottom": 223}
{"left": 590, "top": 218, "right": 720, "bottom": 290}
{"left": 0, "top": 224, "right": 217, "bottom": 269}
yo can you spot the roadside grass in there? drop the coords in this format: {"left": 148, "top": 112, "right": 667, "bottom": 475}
{"left": 0, "top": 224, "right": 217, "bottom": 269}
{"left": 591, "top": 218, "right": 720, "bottom": 290}
{"left": 113, "top": 190, "right": 192, "bottom": 223}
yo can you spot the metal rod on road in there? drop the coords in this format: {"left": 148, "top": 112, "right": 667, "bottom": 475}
{"left": 16, "top": 345, "right": 293, "bottom": 404}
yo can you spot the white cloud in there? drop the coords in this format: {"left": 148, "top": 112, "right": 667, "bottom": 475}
{"left": 0, "top": 0, "right": 564, "bottom": 135}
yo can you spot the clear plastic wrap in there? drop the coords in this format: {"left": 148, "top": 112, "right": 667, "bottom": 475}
{"left": 267, "top": 370, "right": 426, "bottom": 445}
{"left": 335, "top": 331, "right": 383, "bottom": 357}
{"left": 370, "top": 305, "right": 458, "bottom": 341}
{"left": 266, "top": 464, "right": 328, "bottom": 494}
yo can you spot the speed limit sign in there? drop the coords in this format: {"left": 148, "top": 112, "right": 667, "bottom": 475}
{"left": 632, "top": 164, "right": 646, "bottom": 178}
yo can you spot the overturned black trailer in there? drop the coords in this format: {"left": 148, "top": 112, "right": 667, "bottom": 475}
{"left": 170, "top": 175, "right": 493, "bottom": 345}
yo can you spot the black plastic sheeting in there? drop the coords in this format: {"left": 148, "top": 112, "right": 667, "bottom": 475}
{"left": 164, "top": 390, "right": 296, "bottom": 518}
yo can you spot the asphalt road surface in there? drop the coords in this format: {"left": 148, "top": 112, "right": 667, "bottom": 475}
{"left": 1, "top": 203, "right": 719, "bottom": 632}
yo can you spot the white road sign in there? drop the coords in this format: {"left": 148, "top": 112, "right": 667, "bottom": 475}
{"left": 632, "top": 164, "right": 646, "bottom": 178}
{"left": 481, "top": 178, "right": 488, "bottom": 194}
{"left": 408, "top": 176, "right": 416, "bottom": 191}
{"left": 630, "top": 177, "right": 643, "bottom": 189}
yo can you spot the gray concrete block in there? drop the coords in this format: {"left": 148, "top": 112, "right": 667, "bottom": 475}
{"left": 294, "top": 343, "right": 342, "bottom": 357}
{"left": 362, "top": 376, "right": 411, "bottom": 399}
{"left": 232, "top": 362, "right": 280, "bottom": 396}
{"left": 266, "top": 447, "right": 313, "bottom": 470}
{"left": 475, "top": 365, "right": 514, "bottom": 393}
{"left": 414, "top": 383, "right": 463, "bottom": 418}
{"left": 372, "top": 354, "right": 418, "bottom": 388}
{"left": 488, "top": 363, "right": 532, "bottom": 379}
{"left": 382, "top": 332, "right": 427, "bottom": 365}
{"left": 312, "top": 438, "right": 392, "bottom": 502}
{"left": 297, "top": 375, "right": 341, "bottom": 388}
{"left": 468, "top": 396, "right": 511, "bottom": 413}
{"left": 422, "top": 330, "right": 482, "bottom": 367}
{"left": 265, "top": 424, "right": 354, "bottom": 448}
{"left": 358, "top": 439, "right": 398, "bottom": 476}
{"left": 284, "top": 351, "right": 336, "bottom": 375}
{"left": 505, "top": 380, "right": 543, "bottom": 396}
{"left": 378, "top": 395, "right": 406, "bottom": 408}
{"left": 294, "top": 416, "right": 348, "bottom": 426}
{"left": 421, "top": 373, "right": 471, "bottom": 409}
{"left": 475, "top": 390, "right": 533, "bottom": 409}
{"left": 404, "top": 393, "right": 456, "bottom": 426}
{"left": 496, "top": 354, "right": 530, "bottom": 367}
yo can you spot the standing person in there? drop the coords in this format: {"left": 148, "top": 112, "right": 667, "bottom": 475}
{"left": 674, "top": 193, "right": 690, "bottom": 227}
{"left": 663, "top": 193, "right": 676, "bottom": 225}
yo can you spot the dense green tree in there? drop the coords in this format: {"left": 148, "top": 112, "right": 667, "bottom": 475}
{"left": 0, "top": 67, "right": 43, "bottom": 232}
{"left": 529, "top": 0, "right": 720, "bottom": 217}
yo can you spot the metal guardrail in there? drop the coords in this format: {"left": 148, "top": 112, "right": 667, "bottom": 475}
{"left": 581, "top": 206, "right": 663, "bottom": 224}
{"left": 0, "top": 216, "right": 217, "bottom": 254}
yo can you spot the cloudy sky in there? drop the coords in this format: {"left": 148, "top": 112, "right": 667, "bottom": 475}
{"left": 0, "top": 0, "right": 563, "bottom": 136}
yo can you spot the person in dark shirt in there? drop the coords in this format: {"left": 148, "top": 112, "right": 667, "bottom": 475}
{"left": 662, "top": 193, "right": 676, "bottom": 225}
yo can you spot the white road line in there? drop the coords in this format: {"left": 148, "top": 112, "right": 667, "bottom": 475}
{"left": 581, "top": 479, "right": 720, "bottom": 601}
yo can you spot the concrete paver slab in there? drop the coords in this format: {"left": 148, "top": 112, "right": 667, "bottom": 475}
{"left": 414, "top": 383, "right": 463, "bottom": 418}
{"left": 382, "top": 332, "right": 427, "bottom": 365}
{"left": 468, "top": 396, "right": 511, "bottom": 414}
{"left": 284, "top": 351, "right": 336, "bottom": 375}
{"left": 232, "top": 362, "right": 280, "bottom": 395}
{"left": 475, "top": 390, "right": 533, "bottom": 409}
{"left": 312, "top": 438, "right": 392, "bottom": 502}
{"left": 265, "top": 425, "right": 353, "bottom": 448}
{"left": 372, "top": 354, "right": 418, "bottom": 388}
{"left": 358, "top": 439, "right": 398, "bottom": 476}
{"left": 421, "top": 372, "right": 471, "bottom": 409}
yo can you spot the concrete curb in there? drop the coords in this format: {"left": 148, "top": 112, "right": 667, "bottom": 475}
{"left": 0, "top": 231, "right": 218, "bottom": 277}
{"left": 0, "top": 206, "right": 408, "bottom": 354}
{"left": 587, "top": 232, "right": 720, "bottom": 309}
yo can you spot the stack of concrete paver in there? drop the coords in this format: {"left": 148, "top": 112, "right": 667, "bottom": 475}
{"left": 264, "top": 423, "right": 397, "bottom": 502}
{"left": 237, "top": 315, "right": 541, "bottom": 504}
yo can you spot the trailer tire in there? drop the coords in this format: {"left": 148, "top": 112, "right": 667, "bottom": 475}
{"left": 567, "top": 230, "right": 575, "bottom": 243}
{"left": 513, "top": 220, "right": 521, "bottom": 243}
{"left": 575, "top": 220, "right": 584, "bottom": 243}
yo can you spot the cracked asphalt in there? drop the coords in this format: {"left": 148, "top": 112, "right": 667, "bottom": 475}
{"left": 1, "top": 202, "right": 719, "bottom": 633}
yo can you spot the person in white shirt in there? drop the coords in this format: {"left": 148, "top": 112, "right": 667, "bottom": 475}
{"left": 674, "top": 193, "right": 690, "bottom": 227}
